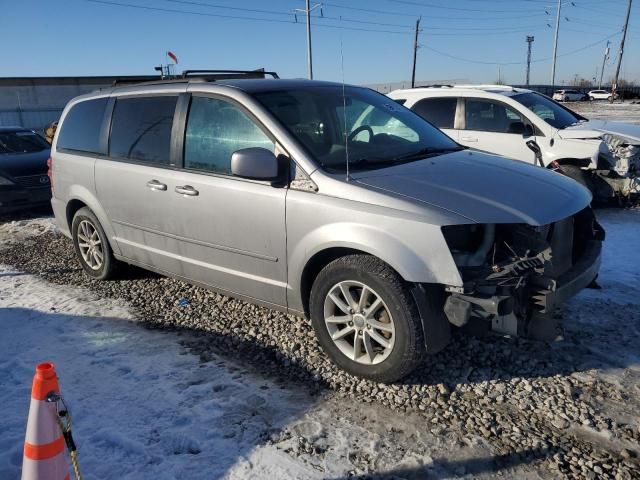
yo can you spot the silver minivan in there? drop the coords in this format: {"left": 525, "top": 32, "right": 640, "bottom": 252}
{"left": 50, "top": 73, "right": 603, "bottom": 382}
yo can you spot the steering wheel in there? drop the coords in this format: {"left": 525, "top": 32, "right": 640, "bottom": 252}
{"left": 348, "top": 125, "right": 374, "bottom": 143}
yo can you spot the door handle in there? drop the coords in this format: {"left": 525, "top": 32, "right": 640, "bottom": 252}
{"left": 461, "top": 136, "right": 478, "bottom": 142}
{"left": 175, "top": 185, "right": 199, "bottom": 196}
{"left": 146, "top": 180, "right": 167, "bottom": 191}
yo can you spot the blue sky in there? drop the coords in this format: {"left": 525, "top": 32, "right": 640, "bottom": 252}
{"left": 2, "top": 0, "right": 638, "bottom": 85}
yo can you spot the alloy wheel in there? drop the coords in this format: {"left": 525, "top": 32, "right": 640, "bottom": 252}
{"left": 77, "top": 219, "right": 104, "bottom": 270}
{"left": 323, "top": 280, "right": 395, "bottom": 365}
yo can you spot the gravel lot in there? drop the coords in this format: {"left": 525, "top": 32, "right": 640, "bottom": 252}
{"left": 1, "top": 209, "right": 639, "bottom": 479}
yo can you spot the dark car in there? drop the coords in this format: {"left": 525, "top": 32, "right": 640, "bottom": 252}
{"left": 0, "top": 126, "right": 52, "bottom": 214}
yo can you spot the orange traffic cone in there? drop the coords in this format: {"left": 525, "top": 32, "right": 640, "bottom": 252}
{"left": 22, "top": 363, "right": 70, "bottom": 480}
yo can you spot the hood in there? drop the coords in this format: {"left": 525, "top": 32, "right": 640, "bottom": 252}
{"left": 0, "top": 149, "right": 50, "bottom": 177}
{"left": 352, "top": 150, "right": 591, "bottom": 225}
{"left": 557, "top": 128, "right": 603, "bottom": 140}
{"left": 580, "top": 120, "right": 640, "bottom": 144}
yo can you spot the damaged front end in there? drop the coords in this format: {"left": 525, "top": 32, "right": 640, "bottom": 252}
{"left": 596, "top": 134, "right": 640, "bottom": 201}
{"left": 441, "top": 209, "right": 604, "bottom": 340}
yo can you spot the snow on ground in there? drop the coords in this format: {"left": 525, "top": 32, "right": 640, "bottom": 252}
{"left": 0, "top": 265, "right": 321, "bottom": 480}
{"left": 570, "top": 101, "right": 640, "bottom": 125}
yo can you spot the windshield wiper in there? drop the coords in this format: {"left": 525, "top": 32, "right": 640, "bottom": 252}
{"left": 391, "top": 147, "right": 462, "bottom": 162}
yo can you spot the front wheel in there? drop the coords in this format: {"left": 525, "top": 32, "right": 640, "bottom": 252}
{"left": 72, "top": 207, "right": 118, "bottom": 280}
{"left": 559, "top": 165, "right": 594, "bottom": 195}
{"left": 309, "top": 255, "right": 425, "bottom": 383}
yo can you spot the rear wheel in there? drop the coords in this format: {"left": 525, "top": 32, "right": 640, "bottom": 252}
{"left": 71, "top": 207, "right": 118, "bottom": 280}
{"left": 309, "top": 255, "right": 425, "bottom": 383}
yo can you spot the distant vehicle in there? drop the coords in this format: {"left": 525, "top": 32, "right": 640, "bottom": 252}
{"left": 50, "top": 73, "right": 602, "bottom": 382}
{"left": 588, "top": 90, "right": 615, "bottom": 101}
{"left": 387, "top": 84, "right": 640, "bottom": 202}
{"left": 0, "top": 127, "right": 52, "bottom": 214}
{"left": 552, "top": 89, "right": 586, "bottom": 102}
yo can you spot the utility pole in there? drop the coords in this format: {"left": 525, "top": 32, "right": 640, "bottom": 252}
{"left": 526, "top": 36, "right": 535, "bottom": 86}
{"left": 295, "top": 1, "right": 322, "bottom": 80}
{"left": 550, "top": 0, "right": 562, "bottom": 89}
{"left": 411, "top": 17, "right": 421, "bottom": 88}
{"left": 611, "top": 0, "right": 633, "bottom": 102}
{"left": 598, "top": 41, "right": 610, "bottom": 89}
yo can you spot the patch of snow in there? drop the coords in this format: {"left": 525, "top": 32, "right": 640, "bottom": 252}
{"left": 0, "top": 266, "right": 323, "bottom": 480}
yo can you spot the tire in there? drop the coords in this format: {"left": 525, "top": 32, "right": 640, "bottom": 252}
{"left": 589, "top": 96, "right": 594, "bottom": 101}
{"left": 563, "top": 96, "right": 569, "bottom": 102}
{"left": 309, "top": 254, "right": 425, "bottom": 383}
{"left": 559, "top": 165, "right": 594, "bottom": 195}
{"left": 71, "top": 207, "right": 118, "bottom": 280}
{"left": 607, "top": 96, "right": 612, "bottom": 101}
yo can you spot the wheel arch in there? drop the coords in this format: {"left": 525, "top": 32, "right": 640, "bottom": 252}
{"left": 549, "top": 157, "right": 592, "bottom": 168}
{"left": 65, "top": 186, "right": 121, "bottom": 256}
{"left": 299, "top": 247, "right": 390, "bottom": 317}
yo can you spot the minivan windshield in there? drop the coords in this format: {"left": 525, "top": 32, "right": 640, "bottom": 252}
{"left": 511, "top": 92, "right": 585, "bottom": 129}
{"left": 254, "top": 86, "right": 461, "bottom": 172}
{"left": 0, "top": 131, "right": 50, "bottom": 155}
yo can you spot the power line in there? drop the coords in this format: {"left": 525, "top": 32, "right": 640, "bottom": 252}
{"left": 320, "top": 1, "right": 550, "bottom": 20}
{"left": 85, "top": 0, "right": 415, "bottom": 34}
{"left": 382, "top": 0, "right": 543, "bottom": 14}
{"left": 168, "top": 0, "right": 415, "bottom": 29}
{"left": 423, "top": 31, "right": 621, "bottom": 65}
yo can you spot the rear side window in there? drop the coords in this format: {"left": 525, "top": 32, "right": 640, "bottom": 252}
{"left": 57, "top": 98, "right": 108, "bottom": 154}
{"left": 412, "top": 98, "right": 457, "bottom": 129}
{"left": 184, "top": 96, "right": 274, "bottom": 175}
{"left": 109, "top": 96, "right": 177, "bottom": 165}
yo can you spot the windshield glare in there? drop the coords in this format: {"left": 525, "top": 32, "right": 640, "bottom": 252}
{"left": 254, "top": 86, "right": 460, "bottom": 172}
{"left": 0, "top": 131, "right": 50, "bottom": 155}
{"left": 512, "top": 92, "right": 583, "bottom": 129}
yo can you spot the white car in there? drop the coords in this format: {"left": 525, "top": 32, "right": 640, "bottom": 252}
{"left": 386, "top": 85, "right": 640, "bottom": 201}
{"left": 588, "top": 90, "right": 615, "bottom": 101}
{"left": 552, "top": 89, "right": 586, "bottom": 102}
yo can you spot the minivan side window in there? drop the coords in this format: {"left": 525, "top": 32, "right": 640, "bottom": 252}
{"left": 109, "top": 96, "right": 177, "bottom": 165}
{"left": 412, "top": 97, "right": 457, "bottom": 129}
{"left": 57, "top": 98, "right": 108, "bottom": 154}
{"left": 184, "top": 96, "right": 274, "bottom": 175}
{"left": 464, "top": 98, "right": 526, "bottom": 134}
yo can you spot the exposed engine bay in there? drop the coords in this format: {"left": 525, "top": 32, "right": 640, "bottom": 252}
{"left": 597, "top": 134, "right": 640, "bottom": 199}
{"left": 442, "top": 208, "right": 605, "bottom": 339}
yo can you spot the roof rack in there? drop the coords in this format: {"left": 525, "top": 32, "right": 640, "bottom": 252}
{"left": 414, "top": 84, "right": 453, "bottom": 89}
{"left": 453, "top": 84, "right": 517, "bottom": 91}
{"left": 181, "top": 69, "right": 279, "bottom": 79}
{"left": 109, "top": 68, "right": 279, "bottom": 88}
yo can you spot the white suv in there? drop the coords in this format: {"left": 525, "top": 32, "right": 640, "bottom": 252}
{"left": 588, "top": 90, "right": 615, "bottom": 101}
{"left": 388, "top": 85, "right": 639, "bottom": 201}
{"left": 552, "top": 89, "right": 586, "bottom": 102}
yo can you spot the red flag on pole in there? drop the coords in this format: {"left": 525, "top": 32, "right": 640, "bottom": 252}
{"left": 167, "top": 51, "right": 178, "bottom": 64}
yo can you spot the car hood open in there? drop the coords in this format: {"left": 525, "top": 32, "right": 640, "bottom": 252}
{"left": 351, "top": 150, "right": 591, "bottom": 225}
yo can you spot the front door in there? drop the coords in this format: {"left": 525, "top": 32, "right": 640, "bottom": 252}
{"left": 165, "top": 94, "right": 287, "bottom": 307}
{"left": 458, "top": 98, "right": 538, "bottom": 164}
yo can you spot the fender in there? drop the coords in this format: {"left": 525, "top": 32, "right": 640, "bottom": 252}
{"left": 287, "top": 220, "right": 463, "bottom": 313}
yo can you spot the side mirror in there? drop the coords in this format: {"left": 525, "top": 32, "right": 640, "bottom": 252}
{"left": 231, "top": 147, "right": 279, "bottom": 181}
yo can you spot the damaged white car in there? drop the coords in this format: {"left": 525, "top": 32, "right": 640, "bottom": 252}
{"left": 388, "top": 85, "right": 640, "bottom": 203}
